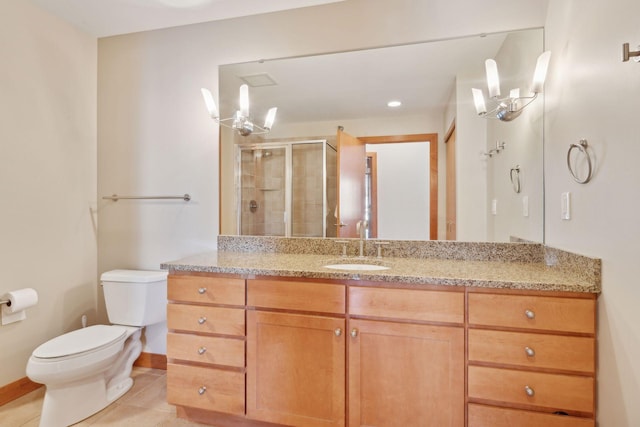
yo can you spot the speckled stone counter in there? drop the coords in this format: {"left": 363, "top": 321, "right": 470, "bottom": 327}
{"left": 161, "top": 237, "right": 601, "bottom": 293}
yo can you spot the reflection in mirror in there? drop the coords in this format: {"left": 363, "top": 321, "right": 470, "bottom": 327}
{"left": 218, "top": 28, "right": 544, "bottom": 243}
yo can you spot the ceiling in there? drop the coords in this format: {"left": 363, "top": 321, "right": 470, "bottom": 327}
{"left": 28, "top": 0, "right": 345, "bottom": 38}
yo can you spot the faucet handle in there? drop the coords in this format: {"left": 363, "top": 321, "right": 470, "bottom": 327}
{"left": 335, "top": 240, "right": 350, "bottom": 257}
{"left": 374, "top": 241, "right": 390, "bottom": 258}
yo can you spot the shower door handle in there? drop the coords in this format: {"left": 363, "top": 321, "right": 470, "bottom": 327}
{"left": 334, "top": 222, "right": 348, "bottom": 227}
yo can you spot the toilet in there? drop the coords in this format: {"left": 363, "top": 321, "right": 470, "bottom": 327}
{"left": 26, "top": 269, "right": 168, "bottom": 427}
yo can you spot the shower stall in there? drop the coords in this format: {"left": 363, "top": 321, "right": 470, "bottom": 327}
{"left": 236, "top": 139, "right": 337, "bottom": 237}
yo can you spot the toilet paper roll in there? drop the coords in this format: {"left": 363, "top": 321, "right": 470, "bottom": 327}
{"left": 2, "top": 288, "right": 38, "bottom": 325}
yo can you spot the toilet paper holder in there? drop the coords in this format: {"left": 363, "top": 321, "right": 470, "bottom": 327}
{"left": 0, "top": 299, "right": 10, "bottom": 306}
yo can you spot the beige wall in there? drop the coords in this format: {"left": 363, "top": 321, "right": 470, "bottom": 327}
{"left": 544, "top": 1, "right": 640, "bottom": 424}
{"left": 0, "top": 1, "right": 97, "bottom": 386}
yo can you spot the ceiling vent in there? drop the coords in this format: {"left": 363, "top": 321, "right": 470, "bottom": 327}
{"left": 239, "top": 73, "right": 278, "bottom": 87}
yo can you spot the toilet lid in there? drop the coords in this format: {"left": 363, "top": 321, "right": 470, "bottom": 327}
{"left": 32, "top": 325, "right": 127, "bottom": 359}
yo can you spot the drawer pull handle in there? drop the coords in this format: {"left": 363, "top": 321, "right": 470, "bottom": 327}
{"left": 524, "top": 385, "right": 535, "bottom": 397}
{"left": 524, "top": 309, "right": 536, "bottom": 319}
{"left": 350, "top": 328, "right": 358, "bottom": 338}
{"left": 198, "top": 316, "right": 207, "bottom": 325}
{"left": 198, "top": 386, "right": 207, "bottom": 395}
{"left": 198, "top": 346, "right": 207, "bottom": 355}
{"left": 334, "top": 328, "right": 342, "bottom": 337}
{"left": 198, "top": 287, "right": 207, "bottom": 294}
{"left": 525, "top": 346, "right": 536, "bottom": 357}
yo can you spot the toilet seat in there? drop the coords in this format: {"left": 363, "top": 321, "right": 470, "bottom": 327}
{"left": 32, "top": 325, "right": 128, "bottom": 360}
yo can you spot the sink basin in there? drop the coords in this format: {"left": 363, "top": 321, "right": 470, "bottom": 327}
{"left": 323, "top": 263, "right": 390, "bottom": 271}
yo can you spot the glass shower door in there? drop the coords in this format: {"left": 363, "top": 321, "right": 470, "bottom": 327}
{"left": 239, "top": 147, "right": 287, "bottom": 236}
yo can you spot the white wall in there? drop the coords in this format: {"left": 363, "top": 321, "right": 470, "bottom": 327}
{"left": 544, "top": 1, "right": 640, "bottom": 425}
{"left": 366, "top": 142, "right": 431, "bottom": 240}
{"left": 0, "top": 1, "right": 97, "bottom": 386}
{"left": 486, "top": 30, "right": 545, "bottom": 242}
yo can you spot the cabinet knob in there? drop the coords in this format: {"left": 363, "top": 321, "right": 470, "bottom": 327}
{"left": 198, "top": 316, "right": 207, "bottom": 325}
{"left": 524, "top": 346, "right": 536, "bottom": 357}
{"left": 198, "top": 287, "right": 207, "bottom": 294}
{"left": 198, "top": 386, "right": 207, "bottom": 395}
{"left": 198, "top": 346, "right": 207, "bottom": 355}
{"left": 524, "top": 309, "right": 536, "bottom": 319}
{"left": 334, "top": 328, "right": 342, "bottom": 337}
{"left": 524, "top": 385, "right": 535, "bottom": 397}
{"left": 350, "top": 328, "right": 358, "bottom": 338}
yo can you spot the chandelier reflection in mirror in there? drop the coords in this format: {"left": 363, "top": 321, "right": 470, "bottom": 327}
{"left": 201, "top": 84, "right": 277, "bottom": 136}
{"left": 471, "top": 51, "right": 550, "bottom": 122}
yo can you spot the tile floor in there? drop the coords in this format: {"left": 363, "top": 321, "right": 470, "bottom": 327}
{"left": 0, "top": 368, "right": 211, "bottom": 426}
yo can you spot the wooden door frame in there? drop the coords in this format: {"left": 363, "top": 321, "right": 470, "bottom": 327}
{"left": 359, "top": 133, "right": 438, "bottom": 240}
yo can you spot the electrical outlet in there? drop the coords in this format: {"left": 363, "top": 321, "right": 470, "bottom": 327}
{"left": 522, "top": 196, "right": 529, "bottom": 217}
{"left": 561, "top": 192, "right": 571, "bottom": 220}
{"left": 492, "top": 199, "right": 498, "bottom": 215}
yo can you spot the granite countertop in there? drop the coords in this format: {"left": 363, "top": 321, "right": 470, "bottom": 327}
{"left": 161, "top": 250, "right": 600, "bottom": 293}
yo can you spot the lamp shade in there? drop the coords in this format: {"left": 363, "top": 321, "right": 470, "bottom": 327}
{"left": 239, "top": 84, "right": 250, "bottom": 117}
{"left": 264, "top": 107, "right": 278, "bottom": 130}
{"left": 531, "top": 51, "right": 551, "bottom": 93}
{"left": 200, "top": 88, "right": 219, "bottom": 119}
{"left": 471, "top": 88, "right": 487, "bottom": 115}
{"left": 485, "top": 59, "right": 501, "bottom": 98}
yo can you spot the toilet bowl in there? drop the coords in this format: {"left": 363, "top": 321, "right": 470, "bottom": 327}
{"left": 26, "top": 269, "right": 168, "bottom": 427}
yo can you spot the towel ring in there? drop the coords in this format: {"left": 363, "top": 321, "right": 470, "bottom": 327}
{"left": 567, "top": 139, "right": 593, "bottom": 184}
{"left": 510, "top": 165, "right": 521, "bottom": 193}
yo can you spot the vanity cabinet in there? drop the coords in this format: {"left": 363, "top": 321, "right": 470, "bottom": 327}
{"left": 348, "top": 286, "right": 465, "bottom": 427}
{"left": 165, "top": 272, "right": 596, "bottom": 427}
{"left": 245, "top": 280, "right": 465, "bottom": 427}
{"left": 467, "top": 290, "right": 596, "bottom": 427}
{"left": 246, "top": 279, "right": 346, "bottom": 427}
{"left": 166, "top": 274, "right": 246, "bottom": 415}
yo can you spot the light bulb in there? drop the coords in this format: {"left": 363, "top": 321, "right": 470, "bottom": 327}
{"left": 531, "top": 51, "right": 551, "bottom": 93}
{"left": 485, "top": 59, "right": 501, "bottom": 98}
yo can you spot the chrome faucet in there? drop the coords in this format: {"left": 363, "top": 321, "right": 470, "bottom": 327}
{"left": 356, "top": 219, "right": 369, "bottom": 257}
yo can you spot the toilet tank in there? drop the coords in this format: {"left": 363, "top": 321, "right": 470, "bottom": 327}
{"left": 100, "top": 270, "right": 168, "bottom": 327}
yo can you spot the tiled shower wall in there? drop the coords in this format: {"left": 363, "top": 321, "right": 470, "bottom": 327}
{"left": 240, "top": 140, "right": 336, "bottom": 237}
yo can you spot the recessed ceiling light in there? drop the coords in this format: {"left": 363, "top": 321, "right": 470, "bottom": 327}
{"left": 387, "top": 100, "right": 402, "bottom": 108}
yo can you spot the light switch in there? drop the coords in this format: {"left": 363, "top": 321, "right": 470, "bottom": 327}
{"left": 492, "top": 199, "right": 498, "bottom": 215}
{"left": 561, "top": 192, "right": 571, "bottom": 220}
{"left": 522, "top": 196, "right": 529, "bottom": 217}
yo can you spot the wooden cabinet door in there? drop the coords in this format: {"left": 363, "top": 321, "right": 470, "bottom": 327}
{"left": 348, "top": 319, "right": 464, "bottom": 427}
{"left": 246, "top": 311, "right": 346, "bottom": 427}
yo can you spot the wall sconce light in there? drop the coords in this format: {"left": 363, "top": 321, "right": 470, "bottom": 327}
{"left": 471, "top": 51, "right": 551, "bottom": 122}
{"left": 201, "top": 84, "right": 277, "bottom": 136}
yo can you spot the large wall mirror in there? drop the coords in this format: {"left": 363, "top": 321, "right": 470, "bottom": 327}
{"left": 218, "top": 28, "right": 545, "bottom": 243}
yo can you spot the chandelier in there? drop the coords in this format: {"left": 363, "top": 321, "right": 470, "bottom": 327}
{"left": 201, "top": 84, "right": 277, "bottom": 136}
{"left": 472, "top": 51, "right": 551, "bottom": 122}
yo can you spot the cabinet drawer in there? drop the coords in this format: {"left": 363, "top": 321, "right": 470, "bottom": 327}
{"left": 468, "top": 366, "right": 594, "bottom": 414}
{"left": 167, "top": 332, "right": 245, "bottom": 368}
{"left": 167, "top": 363, "right": 244, "bottom": 415}
{"left": 168, "top": 275, "right": 245, "bottom": 306}
{"left": 468, "top": 294, "right": 595, "bottom": 334}
{"left": 468, "top": 404, "right": 595, "bottom": 427}
{"left": 168, "top": 304, "right": 245, "bottom": 336}
{"left": 248, "top": 280, "right": 345, "bottom": 314}
{"left": 349, "top": 286, "right": 464, "bottom": 324}
{"left": 468, "top": 329, "right": 595, "bottom": 373}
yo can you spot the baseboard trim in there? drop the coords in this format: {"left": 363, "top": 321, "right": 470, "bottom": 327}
{"left": 134, "top": 352, "right": 167, "bottom": 370}
{"left": 0, "top": 377, "right": 42, "bottom": 406}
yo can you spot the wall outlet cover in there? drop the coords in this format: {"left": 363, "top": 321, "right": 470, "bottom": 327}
{"left": 561, "top": 192, "right": 571, "bottom": 220}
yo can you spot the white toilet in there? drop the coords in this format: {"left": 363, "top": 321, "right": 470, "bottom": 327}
{"left": 26, "top": 269, "right": 168, "bottom": 427}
